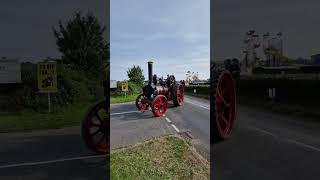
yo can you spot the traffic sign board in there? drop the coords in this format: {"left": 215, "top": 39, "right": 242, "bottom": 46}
{"left": 121, "top": 81, "right": 128, "bottom": 92}
{"left": 37, "top": 62, "right": 57, "bottom": 93}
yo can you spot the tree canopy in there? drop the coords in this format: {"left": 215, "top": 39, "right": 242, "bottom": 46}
{"left": 53, "top": 11, "right": 108, "bottom": 81}
{"left": 127, "top": 65, "right": 145, "bottom": 87}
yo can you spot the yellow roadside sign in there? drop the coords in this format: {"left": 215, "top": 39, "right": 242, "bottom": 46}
{"left": 121, "top": 81, "right": 128, "bottom": 92}
{"left": 37, "top": 62, "right": 57, "bottom": 93}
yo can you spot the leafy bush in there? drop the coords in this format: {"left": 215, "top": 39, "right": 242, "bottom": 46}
{"left": 111, "top": 81, "right": 141, "bottom": 96}
{"left": 239, "top": 74, "right": 320, "bottom": 106}
{"left": 253, "top": 66, "right": 320, "bottom": 74}
{"left": 0, "top": 63, "right": 99, "bottom": 112}
{"left": 185, "top": 85, "right": 210, "bottom": 96}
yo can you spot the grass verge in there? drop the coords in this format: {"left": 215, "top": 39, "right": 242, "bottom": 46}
{"left": 110, "top": 94, "right": 138, "bottom": 104}
{"left": 110, "top": 135, "right": 209, "bottom": 180}
{"left": 0, "top": 102, "right": 92, "bottom": 133}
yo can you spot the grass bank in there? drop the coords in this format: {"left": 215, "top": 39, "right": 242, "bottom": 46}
{"left": 110, "top": 94, "right": 138, "bottom": 104}
{"left": 0, "top": 102, "right": 93, "bottom": 133}
{"left": 110, "top": 135, "right": 209, "bottom": 180}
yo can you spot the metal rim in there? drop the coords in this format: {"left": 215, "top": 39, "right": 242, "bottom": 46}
{"left": 152, "top": 95, "right": 167, "bottom": 117}
{"left": 136, "top": 94, "right": 149, "bottom": 111}
{"left": 177, "top": 84, "right": 184, "bottom": 105}
{"left": 215, "top": 71, "right": 236, "bottom": 139}
{"left": 83, "top": 101, "right": 109, "bottom": 153}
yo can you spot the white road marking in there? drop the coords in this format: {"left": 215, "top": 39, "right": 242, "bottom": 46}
{"left": 250, "top": 127, "right": 276, "bottom": 137}
{"left": 111, "top": 110, "right": 142, "bottom": 116}
{"left": 185, "top": 100, "right": 210, "bottom": 110}
{"left": 286, "top": 139, "right": 320, "bottom": 152}
{"left": 0, "top": 154, "right": 106, "bottom": 169}
{"left": 171, "top": 124, "right": 180, "bottom": 133}
{"left": 250, "top": 126, "right": 320, "bottom": 153}
{"left": 165, "top": 117, "right": 172, "bottom": 124}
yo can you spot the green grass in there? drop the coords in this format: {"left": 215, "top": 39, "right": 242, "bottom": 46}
{"left": 0, "top": 102, "right": 93, "bottom": 133}
{"left": 110, "top": 94, "right": 138, "bottom": 104}
{"left": 110, "top": 135, "right": 209, "bottom": 180}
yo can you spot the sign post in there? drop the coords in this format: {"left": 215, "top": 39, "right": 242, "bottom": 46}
{"left": 37, "top": 62, "right": 57, "bottom": 113}
{"left": 121, "top": 81, "right": 129, "bottom": 97}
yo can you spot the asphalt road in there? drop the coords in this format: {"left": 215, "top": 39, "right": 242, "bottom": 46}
{"left": 213, "top": 105, "right": 320, "bottom": 180}
{"left": 110, "top": 95, "right": 210, "bottom": 160}
{"left": 0, "top": 127, "right": 108, "bottom": 180}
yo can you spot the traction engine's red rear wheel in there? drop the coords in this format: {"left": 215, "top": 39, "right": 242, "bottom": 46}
{"left": 173, "top": 83, "right": 184, "bottom": 106}
{"left": 82, "top": 101, "right": 109, "bottom": 154}
{"left": 136, "top": 94, "right": 149, "bottom": 111}
{"left": 212, "top": 71, "right": 236, "bottom": 142}
{"left": 152, "top": 95, "right": 168, "bottom": 117}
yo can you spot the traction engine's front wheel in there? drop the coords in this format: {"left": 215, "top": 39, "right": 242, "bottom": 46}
{"left": 136, "top": 94, "right": 149, "bottom": 111}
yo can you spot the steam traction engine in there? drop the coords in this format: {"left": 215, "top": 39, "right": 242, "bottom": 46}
{"left": 136, "top": 61, "right": 185, "bottom": 117}
{"left": 211, "top": 59, "right": 240, "bottom": 143}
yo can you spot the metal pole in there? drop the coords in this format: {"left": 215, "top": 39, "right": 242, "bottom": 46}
{"left": 48, "top": 92, "right": 51, "bottom": 113}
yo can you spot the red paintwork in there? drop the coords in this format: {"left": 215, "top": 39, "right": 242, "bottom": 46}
{"left": 82, "top": 101, "right": 109, "bottom": 154}
{"left": 215, "top": 71, "right": 236, "bottom": 139}
{"left": 152, "top": 95, "right": 167, "bottom": 117}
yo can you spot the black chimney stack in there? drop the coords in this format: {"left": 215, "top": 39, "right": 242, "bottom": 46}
{"left": 147, "top": 61, "right": 153, "bottom": 85}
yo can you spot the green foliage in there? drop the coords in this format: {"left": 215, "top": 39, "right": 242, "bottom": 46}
{"left": 127, "top": 65, "right": 145, "bottom": 88}
{"left": 0, "top": 11, "right": 109, "bottom": 114}
{"left": 53, "top": 11, "right": 107, "bottom": 81}
{"left": 185, "top": 85, "right": 210, "bottom": 96}
{"left": 239, "top": 74, "right": 320, "bottom": 106}
{"left": 111, "top": 81, "right": 141, "bottom": 96}
{"left": 128, "top": 81, "right": 141, "bottom": 95}
{"left": 241, "top": 74, "right": 320, "bottom": 80}
{"left": 252, "top": 66, "right": 320, "bottom": 74}
{"left": 0, "top": 63, "right": 95, "bottom": 112}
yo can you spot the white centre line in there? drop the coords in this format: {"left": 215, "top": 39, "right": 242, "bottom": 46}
{"left": 165, "top": 117, "right": 172, "bottom": 124}
{"left": 250, "top": 126, "right": 320, "bottom": 153}
{"left": 250, "top": 127, "right": 276, "bottom": 137}
{"left": 171, "top": 124, "right": 180, "bottom": 133}
{"left": 0, "top": 154, "right": 106, "bottom": 169}
{"left": 185, "top": 100, "right": 210, "bottom": 110}
{"left": 111, "top": 110, "right": 142, "bottom": 116}
{"left": 286, "top": 139, "right": 320, "bottom": 152}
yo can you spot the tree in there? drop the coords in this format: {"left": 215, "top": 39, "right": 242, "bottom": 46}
{"left": 127, "top": 66, "right": 145, "bottom": 87}
{"left": 53, "top": 11, "right": 107, "bottom": 80}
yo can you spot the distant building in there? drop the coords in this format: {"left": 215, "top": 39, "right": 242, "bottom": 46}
{"left": 110, "top": 80, "right": 117, "bottom": 89}
{"left": 0, "top": 58, "right": 21, "bottom": 84}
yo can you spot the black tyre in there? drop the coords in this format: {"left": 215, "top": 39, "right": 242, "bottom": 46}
{"left": 81, "top": 100, "right": 109, "bottom": 154}
{"left": 211, "top": 63, "right": 236, "bottom": 143}
{"left": 172, "top": 83, "right": 184, "bottom": 106}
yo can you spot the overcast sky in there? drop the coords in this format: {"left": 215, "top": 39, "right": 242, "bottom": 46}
{"left": 0, "top": 0, "right": 108, "bottom": 62}
{"left": 110, "top": 0, "right": 210, "bottom": 81}
{"left": 212, "top": 0, "right": 320, "bottom": 61}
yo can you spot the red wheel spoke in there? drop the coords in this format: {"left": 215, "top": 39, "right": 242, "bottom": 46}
{"left": 218, "top": 112, "right": 227, "bottom": 125}
{"left": 91, "top": 122, "right": 101, "bottom": 127}
{"left": 97, "top": 133, "right": 106, "bottom": 146}
{"left": 91, "top": 128, "right": 102, "bottom": 136}
{"left": 95, "top": 112, "right": 104, "bottom": 123}
{"left": 216, "top": 88, "right": 225, "bottom": 102}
